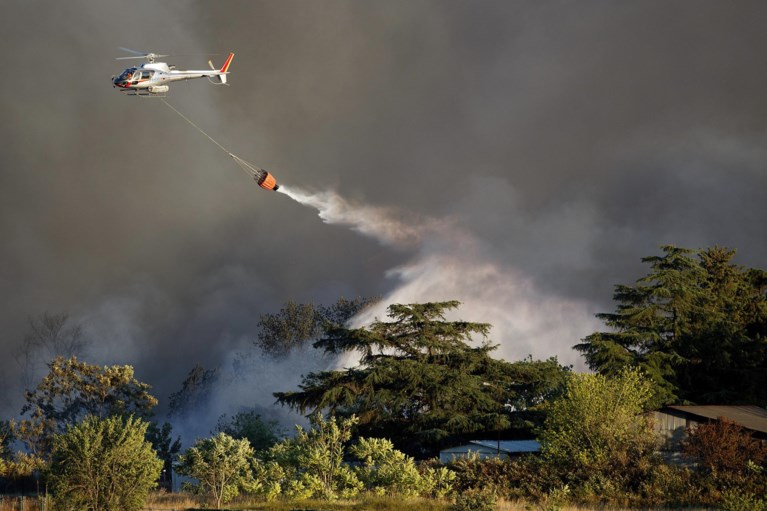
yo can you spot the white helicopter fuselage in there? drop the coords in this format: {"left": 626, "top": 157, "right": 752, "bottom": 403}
{"left": 112, "top": 53, "right": 234, "bottom": 95}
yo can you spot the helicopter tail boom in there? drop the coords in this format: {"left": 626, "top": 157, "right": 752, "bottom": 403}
{"left": 210, "top": 53, "right": 234, "bottom": 84}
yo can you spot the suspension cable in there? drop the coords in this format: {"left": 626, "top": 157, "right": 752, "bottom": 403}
{"left": 160, "top": 98, "right": 231, "bottom": 155}
{"left": 160, "top": 98, "right": 265, "bottom": 180}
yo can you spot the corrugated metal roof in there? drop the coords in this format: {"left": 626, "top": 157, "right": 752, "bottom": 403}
{"left": 440, "top": 440, "right": 541, "bottom": 454}
{"left": 664, "top": 405, "right": 767, "bottom": 434}
{"left": 469, "top": 440, "right": 541, "bottom": 453}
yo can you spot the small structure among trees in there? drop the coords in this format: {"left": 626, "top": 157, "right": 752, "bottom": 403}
{"left": 275, "top": 301, "right": 571, "bottom": 457}
{"left": 439, "top": 439, "right": 540, "bottom": 463}
{"left": 655, "top": 405, "right": 767, "bottom": 451}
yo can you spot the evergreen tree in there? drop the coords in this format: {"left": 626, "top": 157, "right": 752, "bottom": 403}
{"left": 275, "top": 301, "right": 570, "bottom": 456}
{"left": 575, "top": 245, "right": 767, "bottom": 407}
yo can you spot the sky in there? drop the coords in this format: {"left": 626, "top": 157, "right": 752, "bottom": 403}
{"left": 2, "top": 0, "right": 766, "bottom": 435}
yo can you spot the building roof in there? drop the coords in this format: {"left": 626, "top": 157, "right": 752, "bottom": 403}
{"left": 664, "top": 405, "right": 767, "bottom": 435}
{"left": 440, "top": 440, "right": 541, "bottom": 454}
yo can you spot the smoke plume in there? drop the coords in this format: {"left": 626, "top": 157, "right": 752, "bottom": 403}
{"left": 278, "top": 184, "right": 598, "bottom": 367}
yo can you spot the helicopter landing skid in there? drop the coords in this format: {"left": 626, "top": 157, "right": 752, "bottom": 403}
{"left": 121, "top": 90, "right": 166, "bottom": 98}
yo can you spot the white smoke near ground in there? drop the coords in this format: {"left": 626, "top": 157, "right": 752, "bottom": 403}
{"left": 277, "top": 184, "right": 599, "bottom": 369}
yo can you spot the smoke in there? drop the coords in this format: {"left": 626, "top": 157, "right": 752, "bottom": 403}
{"left": 3, "top": 0, "right": 767, "bottom": 442}
{"left": 278, "top": 184, "right": 598, "bottom": 368}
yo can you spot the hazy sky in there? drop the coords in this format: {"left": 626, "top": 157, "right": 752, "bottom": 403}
{"left": 2, "top": 1, "right": 766, "bottom": 431}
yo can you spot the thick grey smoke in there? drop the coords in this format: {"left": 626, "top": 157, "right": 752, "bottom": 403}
{"left": 279, "top": 184, "right": 598, "bottom": 367}
{"left": 2, "top": 1, "right": 767, "bottom": 438}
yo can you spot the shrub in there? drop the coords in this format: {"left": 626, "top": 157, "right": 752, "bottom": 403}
{"left": 176, "top": 432, "right": 255, "bottom": 508}
{"left": 447, "top": 453, "right": 515, "bottom": 497}
{"left": 450, "top": 487, "right": 496, "bottom": 511}
{"left": 48, "top": 415, "right": 162, "bottom": 511}
{"left": 683, "top": 418, "right": 767, "bottom": 475}
{"left": 719, "top": 489, "right": 767, "bottom": 511}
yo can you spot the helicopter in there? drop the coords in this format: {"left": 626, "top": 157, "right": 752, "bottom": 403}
{"left": 112, "top": 48, "right": 234, "bottom": 96}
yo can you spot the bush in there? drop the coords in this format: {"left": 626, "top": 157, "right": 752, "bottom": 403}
{"left": 450, "top": 487, "right": 496, "bottom": 511}
{"left": 49, "top": 415, "right": 162, "bottom": 511}
{"left": 719, "top": 489, "right": 767, "bottom": 511}
{"left": 176, "top": 432, "right": 256, "bottom": 508}
{"left": 683, "top": 418, "right": 767, "bottom": 475}
{"left": 447, "top": 453, "right": 515, "bottom": 497}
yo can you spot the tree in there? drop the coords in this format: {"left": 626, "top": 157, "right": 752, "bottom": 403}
{"left": 167, "top": 364, "right": 219, "bottom": 418}
{"left": 48, "top": 415, "right": 163, "bottom": 511}
{"left": 255, "top": 296, "right": 378, "bottom": 358}
{"left": 18, "top": 356, "right": 157, "bottom": 458}
{"left": 145, "top": 421, "right": 182, "bottom": 490}
{"left": 0, "top": 420, "right": 45, "bottom": 478}
{"left": 538, "top": 368, "right": 659, "bottom": 490}
{"left": 266, "top": 413, "right": 362, "bottom": 499}
{"left": 214, "top": 410, "right": 285, "bottom": 452}
{"left": 14, "top": 312, "right": 89, "bottom": 389}
{"left": 176, "top": 432, "right": 256, "bottom": 509}
{"left": 275, "top": 301, "right": 571, "bottom": 456}
{"left": 575, "top": 245, "right": 767, "bottom": 407}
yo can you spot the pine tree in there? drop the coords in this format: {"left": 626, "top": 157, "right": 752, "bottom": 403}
{"left": 575, "top": 245, "right": 767, "bottom": 407}
{"left": 275, "top": 301, "right": 570, "bottom": 456}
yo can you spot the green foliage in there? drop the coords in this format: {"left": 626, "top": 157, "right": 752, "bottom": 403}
{"left": 576, "top": 245, "right": 767, "bottom": 407}
{"left": 266, "top": 413, "right": 362, "bottom": 499}
{"left": 450, "top": 487, "right": 496, "bottom": 511}
{"left": 719, "top": 490, "right": 767, "bottom": 511}
{"left": 276, "top": 301, "right": 571, "bottom": 456}
{"left": 18, "top": 355, "right": 157, "bottom": 458}
{"left": 350, "top": 437, "right": 453, "bottom": 497}
{"left": 256, "top": 297, "right": 378, "bottom": 358}
{"left": 539, "top": 368, "right": 659, "bottom": 490}
{"left": 145, "top": 421, "right": 181, "bottom": 489}
{"left": 176, "top": 432, "right": 256, "bottom": 508}
{"left": 447, "top": 453, "right": 515, "bottom": 497}
{"left": 215, "top": 409, "right": 285, "bottom": 452}
{"left": 48, "top": 414, "right": 162, "bottom": 511}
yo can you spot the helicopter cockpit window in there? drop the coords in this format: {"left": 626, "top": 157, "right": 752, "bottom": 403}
{"left": 141, "top": 70, "right": 152, "bottom": 79}
{"left": 118, "top": 68, "right": 136, "bottom": 81}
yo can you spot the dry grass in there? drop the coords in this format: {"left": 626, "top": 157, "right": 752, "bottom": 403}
{"left": 496, "top": 500, "right": 712, "bottom": 511}
{"left": 0, "top": 493, "right": 713, "bottom": 511}
{"left": 0, "top": 496, "right": 49, "bottom": 511}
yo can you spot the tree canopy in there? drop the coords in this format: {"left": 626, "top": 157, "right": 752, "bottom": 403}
{"left": 255, "top": 296, "right": 378, "bottom": 358}
{"left": 275, "top": 301, "right": 570, "bottom": 456}
{"left": 575, "top": 246, "right": 767, "bottom": 407}
{"left": 214, "top": 410, "right": 285, "bottom": 452}
{"left": 539, "top": 368, "right": 659, "bottom": 485}
{"left": 18, "top": 355, "right": 157, "bottom": 458}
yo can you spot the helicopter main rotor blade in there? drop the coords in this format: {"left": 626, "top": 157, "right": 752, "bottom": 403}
{"left": 116, "top": 47, "right": 169, "bottom": 61}
{"left": 119, "top": 47, "right": 149, "bottom": 55}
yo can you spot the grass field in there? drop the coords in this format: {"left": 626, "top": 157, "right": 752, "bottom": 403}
{"left": 0, "top": 494, "right": 713, "bottom": 511}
